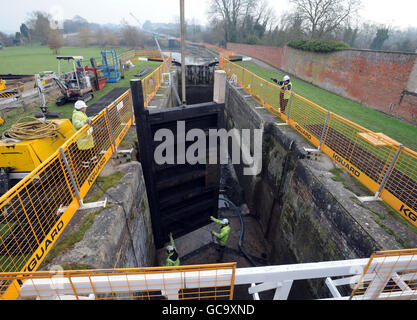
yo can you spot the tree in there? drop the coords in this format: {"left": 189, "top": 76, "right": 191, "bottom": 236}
{"left": 20, "top": 23, "right": 31, "bottom": 43}
{"left": 370, "top": 28, "right": 389, "bottom": 50}
{"left": 343, "top": 26, "right": 358, "bottom": 47}
{"left": 95, "top": 27, "right": 107, "bottom": 46}
{"left": 48, "top": 29, "right": 63, "bottom": 54}
{"left": 26, "top": 11, "right": 51, "bottom": 45}
{"left": 14, "top": 32, "right": 22, "bottom": 45}
{"left": 78, "top": 26, "right": 93, "bottom": 47}
{"left": 105, "top": 30, "right": 120, "bottom": 47}
{"left": 292, "top": 0, "right": 361, "bottom": 39}
{"left": 121, "top": 21, "right": 144, "bottom": 47}
{"left": 208, "top": 0, "right": 274, "bottom": 45}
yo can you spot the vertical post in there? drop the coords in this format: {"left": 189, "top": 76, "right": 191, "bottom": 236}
{"left": 105, "top": 107, "right": 117, "bottom": 153}
{"left": 59, "top": 148, "right": 83, "bottom": 205}
{"left": 375, "top": 145, "right": 403, "bottom": 198}
{"left": 263, "top": 81, "right": 267, "bottom": 107}
{"left": 180, "top": 0, "right": 186, "bottom": 107}
{"left": 286, "top": 92, "right": 294, "bottom": 124}
{"left": 318, "top": 111, "right": 330, "bottom": 151}
{"left": 130, "top": 79, "right": 164, "bottom": 248}
{"left": 143, "top": 79, "right": 148, "bottom": 106}
{"left": 250, "top": 73, "right": 253, "bottom": 95}
{"left": 119, "top": 58, "right": 125, "bottom": 79}
{"left": 241, "top": 67, "right": 245, "bottom": 88}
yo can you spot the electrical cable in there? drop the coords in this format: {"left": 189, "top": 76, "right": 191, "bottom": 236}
{"left": 2, "top": 116, "right": 65, "bottom": 140}
{"left": 218, "top": 193, "right": 259, "bottom": 267}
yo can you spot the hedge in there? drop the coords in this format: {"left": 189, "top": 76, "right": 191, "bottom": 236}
{"left": 287, "top": 39, "right": 350, "bottom": 53}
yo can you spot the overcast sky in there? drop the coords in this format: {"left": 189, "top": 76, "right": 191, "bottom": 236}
{"left": 1, "top": 0, "right": 416, "bottom": 34}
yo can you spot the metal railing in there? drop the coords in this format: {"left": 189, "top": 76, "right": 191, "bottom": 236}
{"left": 220, "top": 56, "right": 417, "bottom": 230}
{"left": 0, "top": 89, "right": 134, "bottom": 299}
{"left": 2, "top": 248, "right": 417, "bottom": 300}
{"left": 141, "top": 53, "right": 172, "bottom": 106}
{"left": 120, "top": 50, "right": 162, "bottom": 62}
{"left": 1, "top": 263, "right": 236, "bottom": 300}
{"left": 350, "top": 248, "right": 417, "bottom": 300}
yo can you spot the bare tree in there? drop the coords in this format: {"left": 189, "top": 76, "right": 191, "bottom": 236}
{"left": 121, "top": 21, "right": 144, "bottom": 48}
{"left": 95, "top": 27, "right": 107, "bottom": 46}
{"left": 78, "top": 26, "right": 93, "bottom": 47}
{"left": 47, "top": 29, "right": 63, "bottom": 54}
{"left": 292, "top": 0, "right": 361, "bottom": 39}
{"left": 105, "top": 30, "right": 120, "bottom": 47}
{"left": 208, "top": 0, "right": 274, "bottom": 45}
{"left": 26, "top": 11, "right": 52, "bottom": 45}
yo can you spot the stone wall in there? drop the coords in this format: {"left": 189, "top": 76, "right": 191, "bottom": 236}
{"left": 45, "top": 161, "right": 155, "bottom": 269}
{"left": 227, "top": 43, "right": 417, "bottom": 124}
{"left": 224, "top": 81, "right": 400, "bottom": 297}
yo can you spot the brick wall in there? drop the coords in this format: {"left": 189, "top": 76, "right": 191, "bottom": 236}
{"left": 227, "top": 43, "right": 417, "bottom": 125}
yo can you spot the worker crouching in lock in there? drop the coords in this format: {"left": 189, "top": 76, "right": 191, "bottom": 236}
{"left": 210, "top": 216, "right": 231, "bottom": 263}
{"left": 72, "top": 100, "right": 97, "bottom": 170}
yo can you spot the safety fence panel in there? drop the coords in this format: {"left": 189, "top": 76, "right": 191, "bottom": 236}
{"left": 0, "top": 263, "right": 236, "bottom": 300}
{"left": 219, "top": 56, "right": 417, "bottom": 229}
{"left": 142, "top": 54, "right": 172, "bottom": 106}
{"left": 0, "top": 90, "right": 134, "bottom": 299}
{"left": 380, "top": 147, "right": 417, "bottom": 222}
{"left": 350, "top": 249, "right": 417, "bottom": 300}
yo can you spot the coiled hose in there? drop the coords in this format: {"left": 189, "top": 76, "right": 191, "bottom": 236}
{"left": 219, "top": 193, "right": 258, "bottom": 267}
{"left": 2, "top": 116, "right": 64, "bottom": 140}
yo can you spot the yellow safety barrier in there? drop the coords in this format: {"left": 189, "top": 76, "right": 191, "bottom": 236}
{"left": 220, "top": 56, "right": 417, "bottom": 230}
{"left": 350, "top": 249, "right": 417, "bottom": 299}
{"left": 0, "top": 89, "right": 134, "bottom": 299}
{"left": 0, "top": 263, "right": 236, "bottom": 300}
{"left": 142, "top": 54, "right": 172, "bottom": 106}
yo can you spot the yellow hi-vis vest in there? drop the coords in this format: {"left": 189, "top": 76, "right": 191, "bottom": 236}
{"left": 282, "top": 81, "right": 292, "bottom": 100}
{"left": 72, "top": 110, "right": 94, "bottom": 150}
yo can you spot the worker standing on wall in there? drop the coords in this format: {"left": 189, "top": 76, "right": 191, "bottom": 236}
{"left": 210, "top": 216, "right": 231, "bottom": 262}
{"left": 72, "top": 100, "right": 97, "bottom": 169}
{"left": 271, "top": 75, "right": 292, "bottom": 114}
{"left": 164, "top": 232, "right": 180, "bottom": 267}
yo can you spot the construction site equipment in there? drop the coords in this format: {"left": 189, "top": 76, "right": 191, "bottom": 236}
{"left": 84, "top": 58, "right": 108, "bottom": 91}
{"left": 55, "top": 56, "right": 94, "bottom": 106}
{"left": 0, "top": 79, "right": 24, "bottom": 99}
{"left": 0, "top": 117, "right": 75, "bottom": 195}
{"left": 0, "top": 89, "right": 133, "bottom": 299}
{"left": 101, "top": 50, "right": 120, "bottom": 83}
{"left": 34, "top": 72, "right": 61, "bottom": 119}
{"left": 220, "top": 55, "right": 417, "bottom": 231}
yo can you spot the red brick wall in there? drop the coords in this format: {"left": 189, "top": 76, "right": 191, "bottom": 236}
{"left": 227, "top": 43, "right": 417, "bottom": 125}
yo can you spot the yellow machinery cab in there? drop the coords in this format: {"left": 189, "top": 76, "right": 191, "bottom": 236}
{"left": 0, "top": 119, "right": 75, "bottom": 194}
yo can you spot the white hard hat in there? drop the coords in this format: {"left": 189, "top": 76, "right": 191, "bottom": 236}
{"left": 283, "top": 75, "right": 290, "bottom": 82}
{"left": 166, "top": 245, "right": 174, "bottom": 253}
{"left": 75, "top": 100, "right": 88, "bottom": 110}
{"left": 222, "top": 219, "right": 229, "bottom": 225}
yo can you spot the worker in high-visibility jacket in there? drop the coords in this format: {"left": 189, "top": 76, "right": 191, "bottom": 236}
{"left": 72, "top": 100, "right": 96, "bottom": 168}
{"left": 210, "top": 216, "right": 231, "bottom": 262}
{"left": 271, "top": 75, "right": 292, "bottom": 114}
{"left": 164, "top": 232, "right": 180, "bottom": 267}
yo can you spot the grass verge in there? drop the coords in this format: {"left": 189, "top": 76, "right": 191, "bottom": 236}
{"left": 236, "top": 60, "right": 417, "bottom": 151}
